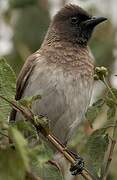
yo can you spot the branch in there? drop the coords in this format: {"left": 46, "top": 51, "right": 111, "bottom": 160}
{"left": 103, "top": 139, "right": 116, "bottom": 180}
{"left": 0, "top": 95, "right": 93, "bottom": 180}
{"left": 102, "top": 111, "right": 117, "bottom": 179}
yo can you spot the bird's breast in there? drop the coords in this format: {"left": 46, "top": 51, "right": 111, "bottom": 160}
{"left": 23, "top": 56, "right": 94, "bottom": 142}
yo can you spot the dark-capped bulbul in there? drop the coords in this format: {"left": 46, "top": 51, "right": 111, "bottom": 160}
{"left": 10, "top": 4, "right": 107, "bottom": 146}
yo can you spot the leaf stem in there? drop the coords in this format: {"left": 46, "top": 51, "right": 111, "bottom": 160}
{"left": 102, "top": 76, "right": 117, "bottom": 103}
{"left": 112, "top": 115, "right": 117, "bottom": 140}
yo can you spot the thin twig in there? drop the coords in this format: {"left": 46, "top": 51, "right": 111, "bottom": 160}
{"left": 112, "top": 116, "right": 117, "bottom": 140}
{"left": 103, "top": 115, "right": 117, "bottom": 179}
{"left": 103, "top": 140, "right": 116, "bottom": 180}
{"left": 102, "top": 76, "right": 117, "bottom": 103}
{"left": 0, "top": 95, "right": 93, "bottom": 180}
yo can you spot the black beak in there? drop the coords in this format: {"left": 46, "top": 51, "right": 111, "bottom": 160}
{"left": 83, "top": 16, "right": 107, "bottom": 28}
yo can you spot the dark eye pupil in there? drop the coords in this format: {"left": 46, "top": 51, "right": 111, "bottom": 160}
{"left": 71, "top": 17, "right": 78, "bottom": 24}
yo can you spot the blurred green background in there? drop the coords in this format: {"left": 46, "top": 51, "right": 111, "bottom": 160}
{"left": 0, "top": 0, "right": 117, "bottom": 179}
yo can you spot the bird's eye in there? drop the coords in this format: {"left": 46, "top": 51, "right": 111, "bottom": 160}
{"left": 71, "top": 17, "right": 78, "bottom": 24}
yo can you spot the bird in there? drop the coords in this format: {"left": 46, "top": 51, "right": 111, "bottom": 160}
{"left": 10, "top": 4, "right": 107, "bottom": 148}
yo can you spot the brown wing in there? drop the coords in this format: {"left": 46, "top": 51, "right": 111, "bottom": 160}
{"left": 10, "top": 52, "right": 38, "bottom": 121}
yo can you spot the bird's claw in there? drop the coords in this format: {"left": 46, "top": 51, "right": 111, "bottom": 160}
{"left": 70, "top": 155, "right": 84, "bottom": 176}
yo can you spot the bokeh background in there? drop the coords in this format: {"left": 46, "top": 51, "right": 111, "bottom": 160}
{"left": 0, "top": 0, "right": 117, "bottom": 179}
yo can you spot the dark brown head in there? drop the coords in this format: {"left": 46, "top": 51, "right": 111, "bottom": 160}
{"left": 48, "top": 4, "right": 107, "bottom": 46}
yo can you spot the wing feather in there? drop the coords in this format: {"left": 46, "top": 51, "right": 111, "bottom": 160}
{"left": 10, "top": 52, "right": 38, "bottom": 121}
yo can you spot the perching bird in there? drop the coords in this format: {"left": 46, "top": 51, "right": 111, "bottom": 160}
{"left": 10, "top": 4, "right": 107, "bottom": 145}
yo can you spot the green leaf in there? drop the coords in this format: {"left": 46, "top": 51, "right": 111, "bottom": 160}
{"left": 69, "top": 125, "right": 87, "bottom": 149}
{"left": 107, "top": 88, "right": 117, "bottom": 98}
{"left": 30, "top": 142, "right": 54, "bottom": 166}
{"left": 19, "top": 94, "right": 41, "bottom": 109}
{"left": 0, "top": 147, "right": 26, "bottom": 180}
{"left": 106, "top": 98, "right": 115, "bottom": 107}
{"left": 0, "top": 58, "right": 16, "bottom": 122}
{"left": 15, "top": 120, "right": 37, "bottom": 137}
{"left": 29, "top": 142, "right": 64, "bottom": 180}
{"left": 85, "top": 99, "right": 105, "bottom": 123}
{"left": 9, "top": 127, "right": 29, "bottom": 170}
{"left": 107, "top": 106, "right": 116, "bottom": 121}
{"left": 105, "top": 88, "right": 117, "bottom": 106}
{"left": 85, "top": 129, "right": 109, "bottom": 177}
{"left": 39, "top": 163, "right": 64, "bottom": 180}
{"left": 105, "top": 88, "right": 117, "bottom": 125}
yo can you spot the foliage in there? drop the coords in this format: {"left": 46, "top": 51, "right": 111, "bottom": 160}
{"left": 84, "top": 129, "right": 109, "bottom": 177}
{"left": 0, "top": 58, "right": 64, "bottom": 180}
{"left": 83, "top": 67, "right": 117, "bottom": 179}
{"left": 85, "top": 98, "right": 105, "bottom": 123}
{"left": 0, "top": 58, "right": 16, "bottom": 122}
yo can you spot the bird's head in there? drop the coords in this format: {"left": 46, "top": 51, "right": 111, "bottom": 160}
{"left": 49, "top": 4, "right": 107, "bottom": 46}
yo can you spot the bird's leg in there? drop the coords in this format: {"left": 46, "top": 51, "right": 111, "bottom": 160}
{"left": 65, "top": 149, "right": 84, "bottom": 176}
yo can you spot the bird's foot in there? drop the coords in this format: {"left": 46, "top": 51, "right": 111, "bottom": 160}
{"left": 70, "top": 153, "right": 84, "bottom": 176}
